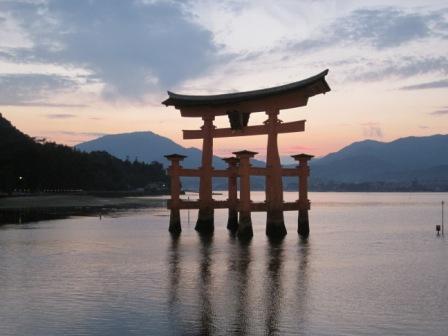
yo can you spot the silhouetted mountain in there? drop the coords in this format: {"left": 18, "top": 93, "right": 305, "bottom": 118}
{"left": 0, "top": 114, "right": 169, "bottom": 194}
{"left": 76, "top": 131, "right": 268, "bottom": 190}
{"left": 311, "top": 135, "right": 448, "bottom": 183}
{"left": 77, "top": 131, "right": 448, "bottom": 191}
{"left": 281, "top": 134, "right": 448, "bottom": 191}
{"left": 76, "top": 131, "right": 265, "bottom": 168}
{"left": 77, "top": 131, "right": 223, "bottom": 169}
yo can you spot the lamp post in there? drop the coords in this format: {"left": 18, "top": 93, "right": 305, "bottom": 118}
{"left": 18, "top": 176, "right": 23, "bottom": 192}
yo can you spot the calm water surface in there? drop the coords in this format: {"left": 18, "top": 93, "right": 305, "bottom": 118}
{"left": 1, "top": 192, "right": 447, "bottom": 335}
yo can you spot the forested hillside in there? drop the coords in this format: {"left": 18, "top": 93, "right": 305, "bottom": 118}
{"left": 0, "top": 114, "right": 169, "bottom": 194}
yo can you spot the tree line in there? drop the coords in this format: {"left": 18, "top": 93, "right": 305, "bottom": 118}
{"left": 0, "top": 114, "right": 169, "bottom": 194}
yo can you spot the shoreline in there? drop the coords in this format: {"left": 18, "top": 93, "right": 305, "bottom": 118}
{"left": 0, "top": 194, "right": 167, "bottom": 225}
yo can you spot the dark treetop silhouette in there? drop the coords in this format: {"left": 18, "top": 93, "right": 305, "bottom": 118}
{"left": 0, "top": 114, "right": 169, "bottom": 194}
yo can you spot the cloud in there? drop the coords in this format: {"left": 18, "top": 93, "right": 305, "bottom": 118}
{"left": 0, "top": 74, "right": 79, "bottom": 105}
{"left": 362, "top": 122, "right": 383, "bottom": 138}
{"left": 287, "top": 7, "right": 447, "bottom": 53}
{"left": 284, "top": 145, "right": 316, "bottom": 153}
{"left": 0, "top": 10, "right": 33, "bottom": 49}
{"left": 214, "top": 147, "right": 266, "bottom": 155}
{"left": 45, "top": 114, "right": 77, "bottom": 119}
{"left": 430, "top": 109, "right": 448, "bottom": 116}
{"left": 400, "top": 79, "right": 448, "bottom": 90}
{"left": 56, "top": 131, "right": 108, "bottom": 137}
{"left": 348, "top": 56, "right": 448, "bottom": 82}
{"left": 0, "top": 0, "right": 220, "bottom": 100}
{"left": 1, "top": 2, "right": 446, "bottom": 103}
{"left": 265, "top": 6, "right": 448, "bottom": 84}
{"left": 0, "top": 102, "right": 86, "bottom": 107}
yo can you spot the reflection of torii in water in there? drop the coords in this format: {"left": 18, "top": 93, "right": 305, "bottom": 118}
{"left": 163, "top": 69, "right": 331, "bottom": 239}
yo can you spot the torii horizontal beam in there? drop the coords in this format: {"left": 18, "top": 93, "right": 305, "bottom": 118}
{"left": 167, "top": 199, "right": 311, "bottom": 211}
{"left": 176, "top": 167, "right": 303, "bottom": 177}
{"left": 183, "top": 120, "right": 305, "bottom": 140}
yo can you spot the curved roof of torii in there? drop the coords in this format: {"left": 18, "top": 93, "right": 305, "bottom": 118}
{"left": 162, "top": 69, "right": 330, "bottom": 108}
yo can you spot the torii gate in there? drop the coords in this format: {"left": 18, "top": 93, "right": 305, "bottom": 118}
{"left": 163, "top": 70, "right": 331, "bottom": 239}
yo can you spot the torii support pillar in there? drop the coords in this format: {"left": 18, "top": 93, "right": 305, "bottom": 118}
{"left": 292, "top": 154, "right": 314, "bottom": 238}
{"left": 165, "top": 154, "right": 187, "bottom": 235}
{"left": 195, "top": 115, "right": 215, "bottom": 234}
{"left": 265, "top": 109, "right": 287, "bottom": 238}
{"left": 222, "top": 157, "right": 240, "bottom": 232}
{"left": 234, "top": 150, "right": 257, "bottom": 240}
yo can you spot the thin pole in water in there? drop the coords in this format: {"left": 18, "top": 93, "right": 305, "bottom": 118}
{"left": 442, "top": 200, "right": 445, "bottom": 236}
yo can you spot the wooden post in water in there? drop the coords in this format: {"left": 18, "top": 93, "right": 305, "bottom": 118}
{"left": 265, "top": 108, "right": 287, "bottom": 238}
{"left": 165, "top": 154, "right": 187, "bottom": 235}
{"left": 222, "top": 157, "right": 240, "bottom": 232}
{"left": 234, "top": 150, "right": 257, "bottom": 240}
{"left": 196, "top": 115, "right": 215, "bottom": 234}
{"left": 291, "top": 154, "right": 313, "bottom": 238}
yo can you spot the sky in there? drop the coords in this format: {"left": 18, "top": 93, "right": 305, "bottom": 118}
{"left": 0, "top": 0, "right": 447, "bottom": 162}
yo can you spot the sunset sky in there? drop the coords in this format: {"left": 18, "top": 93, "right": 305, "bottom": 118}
{"left": 1, "top": 0, "right": 447, "bottom": 161}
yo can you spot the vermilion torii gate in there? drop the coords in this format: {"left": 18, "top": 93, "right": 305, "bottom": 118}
{"left": 163, "top": 70, "right": 331, "bottom": 239}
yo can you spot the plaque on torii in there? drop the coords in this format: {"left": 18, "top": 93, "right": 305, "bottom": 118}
{"left": 163, "top": 69, "right": 331, "bottom": 239}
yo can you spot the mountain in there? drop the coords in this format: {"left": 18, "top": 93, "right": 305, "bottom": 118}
{"left": 76, "top": 131, "right": 228, "bottom": 169}
{"left": 76, "top": 131, "right": 267, "bottom": 190}
{"left": 311, "top": 135, "right": 448, "bottom": 183}
{"left": 281, "top": 134, "right": 448, "bottom": 191}
{"left": 76, "top": 131, "right": 266, "bottom": 169}
{"left": 77, "top": 131, "right": 448, "bottom": 191}
{"left": 0, "top": 114, "right": 169, "bottom": 194}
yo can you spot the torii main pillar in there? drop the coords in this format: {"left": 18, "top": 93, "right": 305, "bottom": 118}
{"left": 265, "top": 108, "right": 286, "bottom": 237}
{"left": 195, "top": 115, "right": 215, "bottom": 234}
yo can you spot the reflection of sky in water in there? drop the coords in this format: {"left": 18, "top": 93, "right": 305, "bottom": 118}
{"left": 0, "top": 192, "right": 447, "bottom": 335}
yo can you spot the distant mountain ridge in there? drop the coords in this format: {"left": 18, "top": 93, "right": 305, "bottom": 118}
{"left": 76, "top": 131, "right": 448, "bottom": 191}
{"left": 311, "top": 134, "right": 448, "bottom": 183}
{"left": 318, "top": 135, "right": 447, "bottom": 168}
{"left": 76, "top": 131, "right": 266, "bottom": 190}
{"left": 76, "top": 131, "right": 266, "bottom": 169}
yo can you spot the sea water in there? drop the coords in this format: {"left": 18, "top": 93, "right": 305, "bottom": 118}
{"left": 0, "top": 192, "right": 447, "bottom": 335}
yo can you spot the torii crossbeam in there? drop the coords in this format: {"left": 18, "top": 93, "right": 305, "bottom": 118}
{"left": 162, "top": 69, "right": 331, "bottom": 239}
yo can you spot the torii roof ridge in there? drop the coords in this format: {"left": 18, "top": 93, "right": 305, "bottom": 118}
{"left": 162, "top": 69, "right": 330, "bottom": 107}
